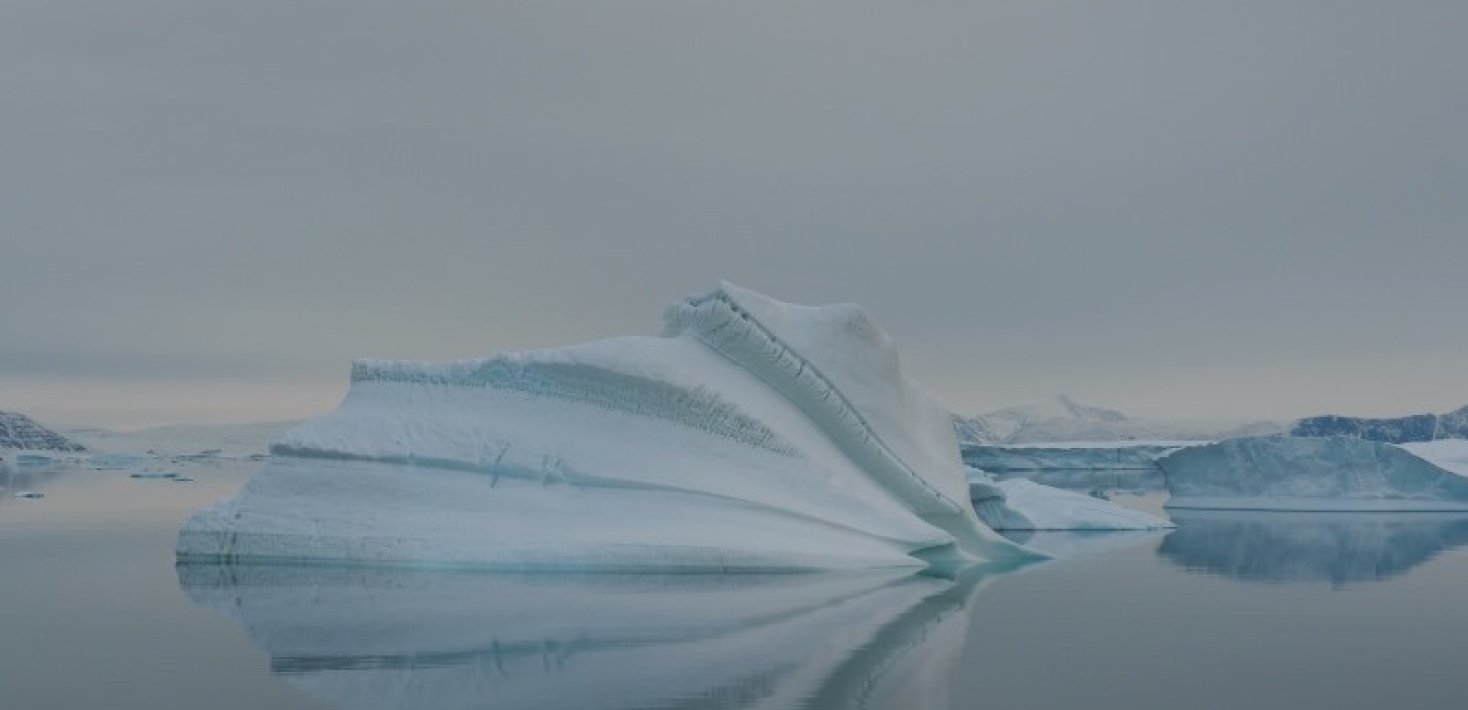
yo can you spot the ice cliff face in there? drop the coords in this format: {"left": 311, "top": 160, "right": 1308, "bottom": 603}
{"left": 1291, "top": 405, "right": 1468, "bottom": 444}
{"left": 179, "top": 283, "right": 1037, "bottom": 572}
{"left": 1159, "top": 436, "right": 1468, "bottom": 511}
{"left": 962, "top": 443, "right": 1180, "bottom": 472}
{"left": 0, "top": 411, "right": 84, "bottom": 452}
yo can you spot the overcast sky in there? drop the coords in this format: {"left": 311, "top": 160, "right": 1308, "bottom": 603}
{"left": 4, "top": 1, "right": 1466, "bottom": 429}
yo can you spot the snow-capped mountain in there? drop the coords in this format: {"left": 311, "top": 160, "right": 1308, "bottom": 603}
{"left": 954, "top": 395, "right": 1283, "bottom": 445}
{"left": 0, "top": 411, "right": 86, "bottom": 451}
{"left": 1291, "top": 405, "right": 1468, "bottom": 444}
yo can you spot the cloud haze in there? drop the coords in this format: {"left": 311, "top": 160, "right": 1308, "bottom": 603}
{"left": 4, "top": 1, "right": 1466, "bottom": 428}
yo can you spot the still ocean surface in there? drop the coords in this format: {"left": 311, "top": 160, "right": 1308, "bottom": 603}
{"left": 3, "top": 459, "right": 1465, "bottom": 709}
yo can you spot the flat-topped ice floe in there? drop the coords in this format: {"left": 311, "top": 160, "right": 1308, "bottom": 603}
{"left": 1160, "top": 436, "right": 1468, "bottom": 511}
{"left": 179, "top": 283, "right": 1039, "bottom": 572}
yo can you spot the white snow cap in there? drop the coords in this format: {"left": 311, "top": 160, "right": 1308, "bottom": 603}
{"left": 179, "top": 282, "right": 1040, "bottom": 572}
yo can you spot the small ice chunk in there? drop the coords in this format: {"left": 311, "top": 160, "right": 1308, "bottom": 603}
{"left": 89, "top": 454, "right": 153, "bottom": 470}
{"left": 966, "top": 468, "right": 1172, "bottom": 531}
{"left": 131, "top": 471, "right": 181, "bottom": 479}
{"left": 14, "top": 491, "right": 44, "bottom": 499}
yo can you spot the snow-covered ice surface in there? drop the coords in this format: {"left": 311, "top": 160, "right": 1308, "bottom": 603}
{"left": 967, "top": 465, "right": 1172, "bottom": 532}
{"left": 179, "top": 283, "right": 1038, "bottom": 572}
{"left": 1399, "top": 439, "right": 1468, "bottom": 477}
{"left": 971, "top": 478, "right": 1173, "bottom": 531}
{"left": 178, "top": 563, "right": 1000, "bottom": 710}
{"left": 1160, "top": 436, "right": 1468, "bottom": 511}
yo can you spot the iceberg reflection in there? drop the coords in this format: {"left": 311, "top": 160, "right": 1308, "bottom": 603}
{"left": 1159, "top": 510, "right": 1468, "bottom": 586}
{"left": 177, "top": 563, "right": 1011, "bottom": 710}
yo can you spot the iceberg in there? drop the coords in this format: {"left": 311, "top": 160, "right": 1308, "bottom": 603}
{"left": 178, "top": 283, "right": 1038, "bottom": 572}
{"left": 961, "top": 443, "right": 1183, "bottom": 472}
{"left": 1159, "top": 436, "right": 1468, "bottom": 511}
{"left": 967, "top": 471, "right": 1173, "bottom": 531}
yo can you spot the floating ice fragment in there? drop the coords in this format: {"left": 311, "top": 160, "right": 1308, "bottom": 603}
{"left": 88, "top": 454, "right": 153, "bottom": 471}
{"left": 968, "top": 471, "right": 1172, "bottom": 531}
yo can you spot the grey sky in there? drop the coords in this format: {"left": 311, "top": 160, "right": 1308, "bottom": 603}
{"left": 3, "top": 1, "right": 1465, "bottom": 428}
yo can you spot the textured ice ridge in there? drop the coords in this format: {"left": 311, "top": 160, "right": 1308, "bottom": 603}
{"left": 337, "top": 357, "right": 798, "bottom": 455}
{"left": 180, "top": 283, "right": 1036, "bottom": 571}
{"left": 1160, "top": 436, "right": 1468, "bottom": 511}
{"left": 663, "top": 286, "right": 968, "bottom": 516}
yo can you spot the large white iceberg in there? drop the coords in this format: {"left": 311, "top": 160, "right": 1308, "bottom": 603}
{"left": 178, "top": 283, "right": 1038, "bottom": 572}
{"left": 1159, "top": 436, "right": 1468, "bottom": 511}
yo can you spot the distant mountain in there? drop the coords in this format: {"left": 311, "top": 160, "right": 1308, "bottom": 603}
{"left": 954, "top": 395, "right": 1283, "bottom": 445}
{"left": 0, "top": 411, "right": 86, "bottom": 451}
{"left": 1291, "top": 405, "right": 1468, "bottom": 444}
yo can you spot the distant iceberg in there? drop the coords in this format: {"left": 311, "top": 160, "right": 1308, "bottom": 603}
{"left": 179, "top": 283, "right": 1039, "bottom": 572}
{"left": 961, "top": 442, "right": 1183, "bottom": 472}
{"left": 1159, "top": 436, "right": 1468, "bottom": 511}
{"left": 968, "top": 471, "right": 1173, "bottom": 531}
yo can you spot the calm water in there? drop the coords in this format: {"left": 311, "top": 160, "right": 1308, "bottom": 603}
{"left": 3, "top": 460, "right": 1467, "bottom": 710}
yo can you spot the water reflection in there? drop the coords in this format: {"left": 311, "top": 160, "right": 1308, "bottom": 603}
{"left": 1159, "top": 510, "right": 1468, "bottom": 586}
{"left": 178, "top": 563, "right": 1013, "bottom": 710}
{"left": 1002, "top": 529, "right": 1170, "bottom": 559}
